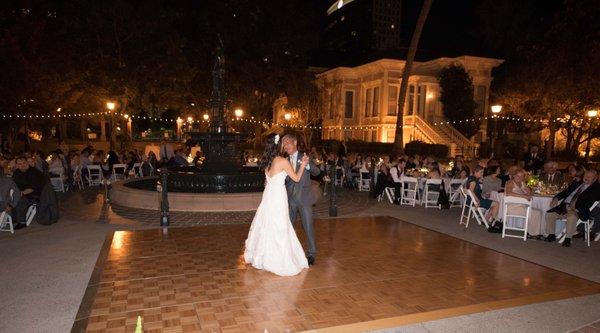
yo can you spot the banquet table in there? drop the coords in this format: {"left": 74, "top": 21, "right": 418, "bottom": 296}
{"left": 490, "top": 191, "right": 563, "bottom": 235}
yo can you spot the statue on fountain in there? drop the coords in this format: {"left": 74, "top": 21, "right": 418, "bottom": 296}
{"left": 184, "top": 37, "right": 246, "bottom": 174}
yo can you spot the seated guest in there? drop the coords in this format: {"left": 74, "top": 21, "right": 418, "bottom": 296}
{"left": 500, "top": 165, "right": 518, "bottom": 188}
{"left": 0, "top": 175, "right": 21, "bottom": 224}
{"left": 540, "top": 161, "right": 564, "bottom": 186}
{"left": 192, "top": 151, "right": 204, "bottom": 166}
{"left": 505, "top": 169, "right": 543, "bottom": 238}
{"left": 563, "top": 164, "right": 577, "bottom": 184}
{"left": 564, "top": 165, "right": 585, "bottom": 188}
{"left": 143, "top": 151, "right": 156, "bottom": 172}
{"left": 451, "top": 159, "right": 470, "bottom": 179}
{"left": 457, "top": 169, "right": 468, "bottom": 180}
{"left": 545, "top": 169, "right": 600, "bottom": 247}
{"left": 172, "top": 149, "right": 189, "bottom": 166}
{"left": 11, "top": 156, "right": 47, "bottom": 229}
{"left": 373, "top": 160, "right": 393, "bottom": 199}
{"left": 466, "top": 165, "right": 500, "bottom": 226}
{"left": 140, "top": 155, "right": 154, "bottom": 177}
{"left": 427, "top": 162, "right": 442, "bottom": 179}
{"left": 390, "top": 158, "right": 406, "bottom": 204}
{"left": 482, "top": 166, "right": 502, "bottom": 196}
{"left": 405, "top": 156, "right": 417, "bottom": 169}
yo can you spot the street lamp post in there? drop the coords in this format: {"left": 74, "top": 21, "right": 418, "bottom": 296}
{"left": 585, "top": 110, "right": 598, "bottom": 160}
{"left": 106, "top": 102, "right": 116, "bottom": 150}
{"left": 491, "top": 105, "right": 502, "bottom": 155}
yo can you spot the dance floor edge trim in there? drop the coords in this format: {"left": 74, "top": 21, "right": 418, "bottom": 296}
{"left": 70, "top": 216, "right": 600, "bottom": 333}
{"left": 303, "top": 289, "right": 585, "bottom": 333}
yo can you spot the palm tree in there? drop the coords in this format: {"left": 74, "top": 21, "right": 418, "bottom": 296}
{"left": 393, "top": 0, "right": 433, "bottom": 153}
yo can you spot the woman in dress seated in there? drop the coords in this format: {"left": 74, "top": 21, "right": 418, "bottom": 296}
{"left": 466, "top": 165, "right": 500, "bottom": 225}
{"left": 482, "top": 165, "right": 502, "bottom": 196}
{"left": 504, "top": 169, "right": 543, "bottom": 238}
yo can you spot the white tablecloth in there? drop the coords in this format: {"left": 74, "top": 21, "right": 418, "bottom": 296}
{"left": 491, "top": 192, "right": 562, "bottom": 234}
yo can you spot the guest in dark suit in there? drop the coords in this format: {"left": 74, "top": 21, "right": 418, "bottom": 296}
{"left": 545, "top": 170, "right": 600, "bottom": 247}
{"left": 540, "top": 161, "right": 564, "bottom": 186}
{"left": 11, "top": 156, "right": 46, "bottom": 229}
{"left": 523, "top": 144, "right": 544, "bottom": 174}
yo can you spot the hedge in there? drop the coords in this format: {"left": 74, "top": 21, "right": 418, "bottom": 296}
{"left": 316, "top": 140, "right": 449, "bottom": 158}
{"left": 404, "top": 141, "right": 449, "bottom": 158}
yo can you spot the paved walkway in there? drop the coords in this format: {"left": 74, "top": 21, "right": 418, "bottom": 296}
{"left": 0, "top": 187, "right": 599, "bottom": 332}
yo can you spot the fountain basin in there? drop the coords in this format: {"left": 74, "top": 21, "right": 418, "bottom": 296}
{"left": 111, "top": 177, "right": 263, "bottom": 212}
{"left": 124, "top": 166, "right": 265, "bottom": 193}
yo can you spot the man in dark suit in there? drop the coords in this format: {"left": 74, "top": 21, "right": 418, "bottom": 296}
{"left": 523, "top": 144, "right": 544, "bottom": 174}
{"left": 540, "top": 161, "right": 564, "bottom": 187}
{"left": 545, "top": 170, "right": 600, "bottom": 247}
{"left": 11, "top": 156, "right": 46, "bottom": 229}
{"left": 283, "top": 133, "right": 321, "bottom": 265}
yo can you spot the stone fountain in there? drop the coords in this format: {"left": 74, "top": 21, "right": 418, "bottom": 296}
{"left": 110, "top": 38, "right": 265, "bottom": 211}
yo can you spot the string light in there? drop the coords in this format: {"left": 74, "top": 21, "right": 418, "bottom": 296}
{"left": 0, "top": 111, "right": 577, "bottom": 132}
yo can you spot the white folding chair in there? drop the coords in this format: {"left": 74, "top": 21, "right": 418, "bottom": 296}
{"left": 557, "top": 201, "right": 599, "bottom": 246}
{"left": 359, "top": 172, "right": 371, "bottom": 192}
{"left": 380, "top": 186, "right": 396, "bottom": 203}
{"left": 25, "top": 204, "right": 36, "bottom": 226}
{"left": 87, "top": 165, "right": 103, "bottom": 186}
{"left": 400, "top": 176, "right": 419, "bottom": 206}
{"left": 0, "top": 189, "right": 15, "bottom": 234}
{"left": 448, "top": 179, "right": 465, "bottom": 208}
{"left": 131, "top": 163, "right": 142, "bottom": 178}
{"left": 111, "top": 163, "right": 127, "bottom": 181}
{"left": 73, "top": 165, "right": 84, "bottom": 190}
{"left": 461, "top": 189, "right": 490, "bottom": 229}
{"left": 502, "top": 196, "right": 531, "bottom": 241}
{"left": 49, "top": 167, "right": 66, "bottom": 192}
{"left": 423, "top": 179, "right": 442, "bottom": 209}
{"left": 576, "top": 201, "right": 598, "bottom": 247}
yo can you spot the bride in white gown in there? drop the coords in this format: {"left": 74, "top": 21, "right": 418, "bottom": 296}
{"left": 244, "top": 133, "right": 309, "bottom": 276}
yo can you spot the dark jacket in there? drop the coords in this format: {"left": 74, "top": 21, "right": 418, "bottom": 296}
{"left": 37, "top": 181, "right": 59, "bottom": 225}
{"left": 523, "top": 153, "right": 544, "bottom": 174}
{"left": 554, "top": 180, "right": 600, "bottom": 221}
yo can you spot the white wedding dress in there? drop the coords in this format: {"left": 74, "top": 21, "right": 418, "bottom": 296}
{"left": 244, "top": 170, "right": 309, "bottom": 276}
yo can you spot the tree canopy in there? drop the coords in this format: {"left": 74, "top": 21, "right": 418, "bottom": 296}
{"left": 478, "top": 0, "right": 600, "bottom": 156}
{"left": 0, "top": 0, "right": 319, "bottom": 121}
{"left": 438, "top": 64, "right": 479, "bottom": 138}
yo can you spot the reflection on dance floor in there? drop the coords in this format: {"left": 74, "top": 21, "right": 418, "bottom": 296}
{"left": 72, "top": 217, "right": 600, "bottom": 332}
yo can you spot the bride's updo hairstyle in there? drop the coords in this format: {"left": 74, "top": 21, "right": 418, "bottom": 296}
{"left": 259, "top": 133, "right": 282, "bottom": 171}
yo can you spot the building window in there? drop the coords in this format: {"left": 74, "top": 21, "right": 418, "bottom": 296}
{"left": 388, "top": 85, "right": 398, "bottom": 116}
{"left": 417, "top": 85, "right": 426, "bottom": 117}
{"left": 386, "top": 130, "right": 395, "bottom": 143}
{"left": 408, "top": 85, "right": 415, "bottom": 115}
{"left": 372, "top": 87, "right": 379, "bottom": 116}
{"left": 371, "top": 130, "right": 378, "bottom": 142}
{"left": 365, "top": 88, "right": 372, "bottom": 117}
{"left": 344, "top": 91, "right": 354, "bottom": 118}
{"left": 363, "top": 130, "right": 369, "bottom": 142}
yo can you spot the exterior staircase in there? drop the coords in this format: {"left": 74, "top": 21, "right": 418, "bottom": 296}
{"left": 403, "top": 115, "right": 478, "bottom": 158}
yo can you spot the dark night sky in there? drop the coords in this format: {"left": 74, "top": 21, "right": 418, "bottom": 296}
{"left": 413, "top": 0, "right": 490, "bottom": 59}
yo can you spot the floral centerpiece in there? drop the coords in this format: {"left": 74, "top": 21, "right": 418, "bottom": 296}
{"left": 526, "top": 174, "right": 541, "bottom": 194}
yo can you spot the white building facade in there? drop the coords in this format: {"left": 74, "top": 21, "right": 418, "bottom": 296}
{"left": 315, "top": 56, "right": 503, "bottom": 156}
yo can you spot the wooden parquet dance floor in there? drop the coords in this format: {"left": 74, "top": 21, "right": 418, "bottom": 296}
{"left": 72, "top": 217, "right": 600, "bottom": 333}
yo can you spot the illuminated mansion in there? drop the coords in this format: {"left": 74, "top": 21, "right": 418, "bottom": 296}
{"left": 315, "top": 56, "right": 503, "bottom": 155}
